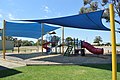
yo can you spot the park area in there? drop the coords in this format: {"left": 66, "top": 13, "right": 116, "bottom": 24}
{"left": 0, "top": 64, "right": 120, "bottom": 80}
{"left": 0, "top": 0, "right": 120, "bottom": 80}
{"left": 0, "top": 45, "right": 120, "bottom": 80}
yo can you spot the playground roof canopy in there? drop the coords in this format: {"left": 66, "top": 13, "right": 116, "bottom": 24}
{"left": 4, "top": 21, "right": 60, "bottom": 39}
{"left": 19, "top": 10, "right": 110, "bottom": 31}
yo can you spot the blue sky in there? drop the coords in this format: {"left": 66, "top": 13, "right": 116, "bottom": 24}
{"left": 0, "top": 0, "right": 120, "bottom": 43}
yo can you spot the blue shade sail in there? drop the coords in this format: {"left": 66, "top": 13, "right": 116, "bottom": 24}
{"left": 4, "top": 21, "right": 60, "bottom": 39}
{"left": 19, "top": 10, "right": 110, "bottom": 31}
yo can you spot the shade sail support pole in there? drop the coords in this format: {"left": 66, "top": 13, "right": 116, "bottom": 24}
{"left": 2, "top": 20, "right": 6, "bottom": 59}
{"left": 109, "top": 4, "right": 117, "bottom": 80}
{"left": 37, "top": 39, "right": 39, "bottom": 52}
{"left": 62, "top": 26, "right": 64, "bottom": 55}
{"left": 41, "top": 23, "right": 44, "bottom": 53}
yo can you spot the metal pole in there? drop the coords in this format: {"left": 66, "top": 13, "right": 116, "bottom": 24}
{"left": 62, "top": 27, "right": 64, "bottom": 55}
{"left": 17, "top": 39, "right": 20, "bottom": 53}
{"left": 60, "top": 40, "right": 61, "bottom": 53}
{"left": 109, "top": 4, "right": 117, "bottom": 80}
{"left": 2, "top": 20, "right": 6, "bottom": 59}
{"left": 37, "top": 39, "right": 39, "bottom": 52}
{"left": 74, "top": 38, "right": 75, "bottom": 54}
{"left": 41, "top": 23, "right": 44, "bottom": 53}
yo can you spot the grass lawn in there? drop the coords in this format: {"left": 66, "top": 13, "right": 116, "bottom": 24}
{"left": 0, "top": 64, "right": 120, "bottom": 80}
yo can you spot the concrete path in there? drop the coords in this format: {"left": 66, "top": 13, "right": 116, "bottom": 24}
{"left": 0, "top": 52, "right": 120, "bottom": 68}
{"left": 0, "top": 58, "right": 26, "bottom": 70}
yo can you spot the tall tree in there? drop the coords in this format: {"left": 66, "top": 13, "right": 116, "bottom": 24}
{"left": 65, "top": 37, "right": 73, "bottom": 45}
{"left": 65, "top": 37, "right": 73, "bottom": 41}
{"left": 5, "top": 36, "right": 14, "bottom": 41}
{"left": 21, "top": 40, "right": 33, "bottom": 46}
{"left": 80, "top": 0, "right": 120, "bottom": 25}
{"left": 93, "top": 36, "right": 103, "bottom": 45}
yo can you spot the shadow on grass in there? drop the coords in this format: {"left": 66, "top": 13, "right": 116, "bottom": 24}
{"left": 81, "top": 63, "right": 120, "bottom": 72}
{"left": 0, "top": 66, "right": 9, "bottom": 70}
{"left": 31, "top": 54, "right": 120, "bottom": 72}
{"left": 3, "top": 52, "right": 120, "bottom": 73}
{"left": 0, "top": 66, "right": 22, "bottom": 78}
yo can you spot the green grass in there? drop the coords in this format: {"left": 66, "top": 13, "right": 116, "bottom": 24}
{"left": 0, "top": 64, "right": 120, "bottom": 80}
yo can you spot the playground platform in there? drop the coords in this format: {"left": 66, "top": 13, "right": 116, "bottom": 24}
{"left": 0, "top": 52, "right": 120, "bottom": 69}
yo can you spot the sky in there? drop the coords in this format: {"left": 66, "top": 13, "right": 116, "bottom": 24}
{"left": 0, "top": 0, "right": 120, "bottom": 43}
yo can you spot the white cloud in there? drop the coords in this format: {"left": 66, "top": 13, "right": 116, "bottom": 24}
{"left": 8, "top": 13, "right": 16, "bottom": 20}
{"left": 44, "top": 15, "right": 48, "bottom": 18}
{"left": 0, "top": 14, "right": 3, "bottom": 18}
{"left": 43, "top": 5, "right": 51, "bottom": 13}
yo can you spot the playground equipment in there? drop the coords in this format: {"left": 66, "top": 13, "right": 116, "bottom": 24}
{"left": 82, "top": 41, "right": 103, "bottom": 55}
{"left": 64, "top": 38, "right": 81, "bottom": 56}
{"left": 43, "top": 42, "right": 52, "bottom": 52}
{"left": 64, "top": 38, "right": 104, "bottom": 56}
{"left": 43, "top": 41, "right": 62, "bottom": 54}
{"left": 43, "top": 34, "right": 62, "bottom": 54}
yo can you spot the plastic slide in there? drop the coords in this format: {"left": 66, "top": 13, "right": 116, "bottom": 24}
{"left": 82, "top": 41, "right": 103, "bottom": 55}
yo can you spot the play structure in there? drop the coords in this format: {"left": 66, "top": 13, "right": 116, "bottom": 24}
{"left": 64, "top": 38, "right": 104, "bottom": 56}
{"left": 43, "top": 42, "right": 52, "bottom": 53}
{"left": 43, "top": 41, "right": 62, "bottom": 54}
{"left": 82, "top": 41, "right": 103, "bottom": 55}
{"left": 43, "top": 33, "right": 62, "bottom": 54}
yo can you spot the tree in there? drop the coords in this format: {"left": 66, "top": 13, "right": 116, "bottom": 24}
{"left": 93, "top": 36, "right": 103, "bottom": 45}
{"left": 80, "top": 0, "right": 120, "bottom": 25}
{"left": 34, "top": 40, "right": 41, "bottom": 46}
{"left": 3, "top": 36, "right": 35, "bottom": 46}
{"left": 5, "top": 36, "right": 14, "bottom": 41}
{"left": 34, "top": 39, "right": 46, "bottom": 46}
{"left": 29, "top": 41, "right": 34, "bottom": 46}
{"left": 65, "top": 37, "right": 73, "bottom": 41}
{"left": 65, "top": 37, "right": 73, "bottom": 45}
{"left": 13, "top": 38, "right": 22, "bottom": 47}
{"left": 21, "top": 40, "right": 33, "bottom": 46}
{"left": 105, "top": 42, "right": 111, "bottom": 46}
